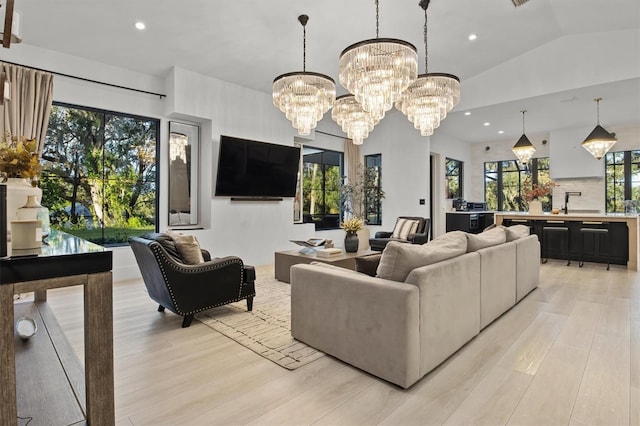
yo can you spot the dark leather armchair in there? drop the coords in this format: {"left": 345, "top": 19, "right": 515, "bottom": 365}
{"left": 129, "top": 233, "right": 256, "bottom": 328}
{"left": 369, "top": 216, "right": 431, "bottom": 251}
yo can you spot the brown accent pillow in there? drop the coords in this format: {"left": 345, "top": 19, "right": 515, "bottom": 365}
{"left": 355, "top": 253, "right": 382, "bottom": 277}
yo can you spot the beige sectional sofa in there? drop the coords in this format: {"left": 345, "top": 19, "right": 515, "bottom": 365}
{"left": 290, "top": 226, "right": 540, "bottom": 389}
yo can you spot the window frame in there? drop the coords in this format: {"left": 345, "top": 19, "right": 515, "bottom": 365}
{"left": 364, "top": 153, "right": 383, "bottom": 225}
{"left": 605, "top": 149, "right": 640, "bottom": 213}
{"left": 301, "top": 146, "right": 344, "bottom": 230}
{"left": 41, "top": 101, "right": 160, "bottom": 246}
{"left": 445, "top": 157, "right": 464, "bottom": 200}
{"left": 484, "top": 157, "right": 551, "bottom": 211}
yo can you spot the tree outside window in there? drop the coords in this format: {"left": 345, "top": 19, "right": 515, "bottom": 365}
{"left": 606, "top": 150, "right": 640, "bottom": 213}
{"left": 484, "top": 157, "right": 552, "bottom": 211}
{"left": 40, "top": 103, "right": 158, "bottom": 245}
{"left": 364, "top": 154, "right": 383, "bottom": 225}
{"left": 301, "top": 147, "right": 343, "bottom": 230}
{"left": 445, "top": 158, "right": 463, "bottom": 199}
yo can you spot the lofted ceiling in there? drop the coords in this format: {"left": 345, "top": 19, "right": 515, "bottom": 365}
{"left": 5, "top": 0, "right": 640, "bottom": 144}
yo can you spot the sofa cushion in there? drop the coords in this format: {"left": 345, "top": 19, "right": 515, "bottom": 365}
{"left": 505, "top": 224, "right": 530, "bottom": 241}
{"left": 391, "top": 218, "right": 420, "bottom": 241}
{"left": 466, "top": 227, "right": 507, "bottom": 252}
{"left": 142, "top": 232, "right": 183, "bottom": 261}
{"left": 355, "top": 253, "right": 382, "bottom": 277}
{"left": 377, "top": 231, "right": 468, "bottom": 282}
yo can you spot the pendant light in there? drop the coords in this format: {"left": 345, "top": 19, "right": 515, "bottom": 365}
{"left": 338, "top": 0, "right": 418, "bottom": 122}
{"left": 512, "top": 110, "right": 536, "bottom": 165}
{"left": 581, "top": 97, "right": 617, "bottom": 160}
{"left": 331, "top": 94, "right": 380, "bottom": 145}
{"left": 273, "top": 15, "right": 336, "bottom": 136}
{"left": 396, "top": 0, "right": 460, "bottom": 137}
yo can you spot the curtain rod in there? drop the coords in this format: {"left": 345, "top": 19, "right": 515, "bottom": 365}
{"left": 1, "top": 60, "right": 166, "bottom": 99}
{"left": 315, "top": 129, "right": 349, "bottom": 140}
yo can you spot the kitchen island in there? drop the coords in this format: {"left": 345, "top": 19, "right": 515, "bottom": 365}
{"left": 494, "top": 212, "right": 639, "bottom": 270}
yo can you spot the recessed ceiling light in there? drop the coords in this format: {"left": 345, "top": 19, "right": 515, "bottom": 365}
{"left": 464, "top": 111, "right": 471, "bottom": 116}
{"left": 498, "top": 130, "right": 504, "bottom": 134}
{"left": 484, "top": 122, "right": 490, "bottom": 126}
{"left": 135, "top": 21, "right": 146, "bottom": 30}
{"left": 468, "top": 34, "right": 477, "bottom": 41}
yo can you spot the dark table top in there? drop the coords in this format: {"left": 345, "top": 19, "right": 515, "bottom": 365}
{"left": 1, "top": 229, "right": 112, "bottom": 284}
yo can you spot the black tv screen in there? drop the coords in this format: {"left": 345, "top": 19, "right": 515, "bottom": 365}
{"left": 215, "top": 135, "right": 301, "bottom": 198}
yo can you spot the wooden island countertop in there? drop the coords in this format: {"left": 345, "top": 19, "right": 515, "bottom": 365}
{"left": 494, "top": 212, "right": 639, "bottom": 271}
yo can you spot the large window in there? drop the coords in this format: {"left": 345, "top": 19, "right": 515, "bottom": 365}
{"left": 364, "top": 154, "right": 383, "bottom": 225}
{"left": 606, "top": 150, "right": 640, "bottom": 213}
{"left": 41, "top": 103, "right": 159, "bottom": 245}
{"left": 445, "top": 158, "right": 463, "bottom": 199}
{"left": 302, "top": 147, "right": 343, "bottom": 230}
{"left": 484, "top": 157, "right": 551, "bottom": 211}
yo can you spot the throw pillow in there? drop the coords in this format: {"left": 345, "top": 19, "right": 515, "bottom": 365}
{"left": 376, "top": 231, "right": 467, "bottom": 282}
{"left": 166, "top": 231, "right": 205, "bottom": 264}
{"left": 466, "top": 226, "right": 507, "bottom": 252}
{"left": 391, "top": 218, "right": 420, "bottom": 241}
{"left": 143, "top": 232, "right": 183, "bottom": 261}
{"left": 355, "top": 253, "right": 382, "bottom": 277}
{"left": 506, "top": 224, "right": 530, "bottom": 241}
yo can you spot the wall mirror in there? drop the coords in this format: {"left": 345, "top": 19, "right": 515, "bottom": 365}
{"left": 168, "top": 122, "right": 199, "bottom": 226}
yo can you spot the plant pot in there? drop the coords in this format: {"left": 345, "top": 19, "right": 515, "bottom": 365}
{"left": 3, "top": 178, "right": 42, "bottom": 233}
{"left": 344, "top": 232, "right": 359, "bottom": 253}
{"left": 528, "top": 199, "right": 543, "bottom": 214}
{"left": 357, "top": 226, "right": 370, "bottom": 251}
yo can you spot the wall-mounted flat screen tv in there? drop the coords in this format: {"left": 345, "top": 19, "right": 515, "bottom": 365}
{"left": 214, "top": 135, "right": 301, "bottom": 198}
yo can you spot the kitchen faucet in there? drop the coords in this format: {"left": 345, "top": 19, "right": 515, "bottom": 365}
{"left": 564, "top": 191, "right": 582, "bottom": 214}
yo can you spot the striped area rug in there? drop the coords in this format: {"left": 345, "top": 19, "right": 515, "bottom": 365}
{"left": 194, "top": 265, "right": 325, "bottom": 370}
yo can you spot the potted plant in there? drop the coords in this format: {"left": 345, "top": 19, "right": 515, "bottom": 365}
{"left": 523, "top": 179, "right": 557, "bottom": 214}
{"left": 340, "top": 163, "right": 385, "bottom": 224}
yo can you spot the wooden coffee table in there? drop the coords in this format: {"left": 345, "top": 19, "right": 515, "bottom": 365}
{"left": 274, "top": 248, "right": 376, "bottom": 283}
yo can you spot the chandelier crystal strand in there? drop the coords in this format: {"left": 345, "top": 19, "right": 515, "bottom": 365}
{"left": 331, "top": 95, "right": 380, "bottom": 145}
{"left": 395, "top": 0, "right": 460, "bottom": 136}
{"left": 338, "top": 0, "right": 417, "bottom": 121}
{"left": 273, "top": 15, "right": 335, "bottom": 135}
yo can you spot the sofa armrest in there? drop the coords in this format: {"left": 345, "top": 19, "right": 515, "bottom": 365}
{"left": 374, "top": 231, "right": 393, "bottom": 238}
{"left": 291, "top": 264, "right": 420, "bottom": 388}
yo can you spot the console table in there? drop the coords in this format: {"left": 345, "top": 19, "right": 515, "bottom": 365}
{"left": 0, "top": 230, "right": 114, "bottom": 425}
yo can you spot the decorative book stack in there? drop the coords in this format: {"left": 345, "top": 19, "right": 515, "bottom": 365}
{"left": 315, "top": 248, "right": 342, "bottom": 258}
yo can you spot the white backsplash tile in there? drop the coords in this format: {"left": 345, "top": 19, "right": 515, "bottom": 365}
{"left": 552, "top": 178, "right": 605, "bottom": 213}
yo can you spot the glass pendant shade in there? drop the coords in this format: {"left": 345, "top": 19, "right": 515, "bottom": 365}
{"left": 273, "top": 15, "right": 336, "bottom": 135}
{"left": 581, "top": 98, "right": 617, "bottom": 160}
{"left": 396, "top": 0, "right": 460, "bottom": 136}
{"left": 339, "top": 38, "right": 418, "bottom": 121}
{"left": 331, "top": 94, "right": 380, "bottom": 145}
{"left": 273, "top": 71, "right": 336, "bottom": 135}
{"left": 581, "top": 124, "right": 617, "bottom": 160}
{"left": 512, "top": 110, "right": 536, "bottom": 164}
{"left": 396, "top": 73, "right": 460, "bottom": 136}
{"left": 512, "top": 134, "right": 536, "bottom": 164}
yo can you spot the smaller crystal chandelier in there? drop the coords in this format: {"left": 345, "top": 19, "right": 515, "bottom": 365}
{"left": 582, "top": 97, "right": 617, "bottom": 160}
{"left": 339, "top": 0, "right": 418, "bottom": 121}
{"left": 331, "top": 95, "right": 380, "bottom": 145}
{"left": 512, "top": 110, "right": 536, "bottom": 164}
{"left": 396, "top": 0, "right": 460, "bottom": 136}
{"left": 273, "top": 15, "right": 335, "bottom": 135}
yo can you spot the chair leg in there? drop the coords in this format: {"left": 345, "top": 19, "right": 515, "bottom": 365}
{"left": 158, "top": 305, "right": 165, "bottom": 312}
{"left": 182, "top": 314, "right": 194, "bottom": 328}
{"left": 246, "top": 296, "right": 254, "bottom": 312}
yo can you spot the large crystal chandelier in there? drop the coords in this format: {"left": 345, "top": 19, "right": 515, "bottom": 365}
{"left": 512, "top": 110, "right": 536, "bottom": 164}
{"left": 273, "top": 15, "right": 335, "bottom": 135}
{"left": 581, "top": 97, "right": 617, "bottom": 160}
{"left": 396, "top": 0, "right": 460, "bottom": 136}
{"left": 339, "top": 0, "right": 418, "bottom": 122}
{"left": 331, "top": 95, "right": 380, "bottom": 145}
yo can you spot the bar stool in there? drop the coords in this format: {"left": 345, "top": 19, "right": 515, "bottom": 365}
{"left": 542, "top": 221, "right": 570, "bottom": 265}
{"left": 579, "top": 221, "right": 610, "bottom": 270}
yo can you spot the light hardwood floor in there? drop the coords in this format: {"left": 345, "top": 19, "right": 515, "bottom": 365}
{"left": 41, "top": 260, "right": 639, "bottom": 425}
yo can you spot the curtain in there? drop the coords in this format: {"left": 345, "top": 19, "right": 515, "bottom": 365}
{"left": 343, "top": 138, "right": 361, "bottom": 217}
{"left": 0, "top": 62, "right": 54, "bottom": 157}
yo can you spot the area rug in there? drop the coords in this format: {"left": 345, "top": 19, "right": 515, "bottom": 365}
{"left": 194, "top": 265, "right": 325, "bottom": 370}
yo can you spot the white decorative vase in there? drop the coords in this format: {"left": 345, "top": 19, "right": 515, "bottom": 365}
{"left": 3, "top": 178, "right": 42, "bottom": 232}
{"left": 528, "top": 199, "right": 543, "bottom": 214}
{"left": 357, "top": 227, "right": 370, "bottom": 251}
